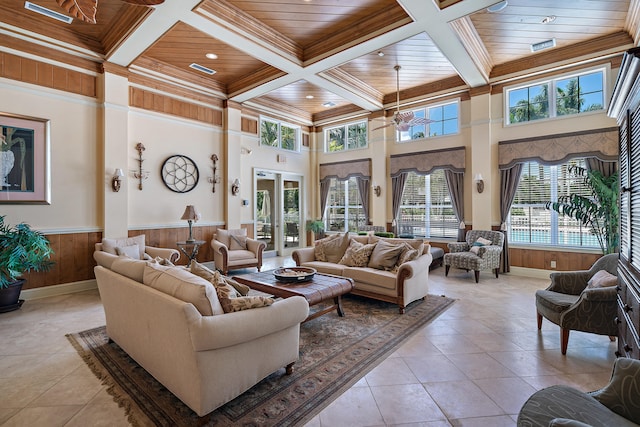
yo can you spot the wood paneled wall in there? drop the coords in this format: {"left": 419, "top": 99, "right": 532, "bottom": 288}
{"left": 0, "top": 52, "right": 97, "bottom": 98}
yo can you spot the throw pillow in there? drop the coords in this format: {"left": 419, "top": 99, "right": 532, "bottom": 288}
{"left": 211, "top": 271, "right": 273, "bottom": 312}
{"left": 314, "top": 233, "right": 341, "bottom": 262}
{"left": 188, "top": 261, "right": 251, "bottom": 296}
{"left": 339, "top": 239, "right": 376, "bottom": 267}
{"left": 115, "top": 244, "right": 140, "bottom": 259}
{"left": 368, "top": 239, "right": 405, "bottom": 270}
{"left": 392, "top": 243, "right": 420, "bottom": 272}
{"left": 216, "top": 229, "right": 247, "bottom": 249}
{"left": 102, "top": 235, "right": 146, "bottom": 260}
{"left": 229, "top": 234, "right": 248, "bottom": 250}
{"left": 152, "top": 256, "right": 174, "bottom": 266}
{"left": 587, "top": 270, "right": 618, "bottom": 289}
{"left": 476, "top": 236, "right": 493, "bottom": 246}
{"left": 143, "top": 264, "right": 224, "bottom": 315}
{"left": 323, "top": 232, "right": 351, "bottom": 263}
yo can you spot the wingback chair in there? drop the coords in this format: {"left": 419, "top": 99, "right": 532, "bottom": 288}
{"left": 535, "top": 253, "right": 618, "bottom": 355}
{"left": 444, "top": 230, "right": 505, "bottom": 283}
{"left": 211, "top": 228, "right": 266, "bottom": 275}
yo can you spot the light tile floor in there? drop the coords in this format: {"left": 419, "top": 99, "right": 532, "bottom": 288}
{"left": 0, "top": 257, "right": 618, "bottom": 426}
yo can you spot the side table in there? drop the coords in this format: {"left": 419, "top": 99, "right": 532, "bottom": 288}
{"left": 176, "top": 240, "right": 206, "bottom": 264}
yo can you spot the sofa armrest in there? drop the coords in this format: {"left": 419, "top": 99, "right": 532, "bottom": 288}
{"left": 246, "top": 238, "right": 266, "bottom": 255}
{"left": 145, "top": 246, "right": 180, "bottom": 263}
{"left": 188, "top": 296, "right": 309, "bottom": 351}
{"left": 292, "top": 247, "right": 315, "bottom": 265}
{"left": 549, "top": 419, "right": 594, "bottom": 427}
{"left": 447, "top": 242, "right": 469, "bottom": 253}
{"left": 211, "top": 239, "right": 228, "bottom": 255}
{"left": 581, "top": 286, "right": 618, "bottom": 302}
{"left": 93, "top": 250, "right": 117, "bottom": 269}
{"left": 397, "top": 252, "right": 433, "bottom": 281}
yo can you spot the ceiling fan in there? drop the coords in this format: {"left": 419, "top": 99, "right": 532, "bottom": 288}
{"left": 373, "top": 65, "right": 433, "bottom": 132}
{"left": 55, "top": 0, "right": 164, "bottom": 24}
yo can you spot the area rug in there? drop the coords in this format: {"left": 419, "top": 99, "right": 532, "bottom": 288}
{"left": 67, "top": 294, "right": 455, "bottom": 427}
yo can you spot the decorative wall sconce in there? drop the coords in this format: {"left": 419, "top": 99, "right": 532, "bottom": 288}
{"left": 112, "top": 168, "right": 124, "bottom": 192}
{"left": 207, "top": 154, "right": 220, "bottom": 193}
{"left": 372, "top": 183, "right": 381, "bottom": 197}
{"left": 133, "top": 143, "right": 150, "bottom": 190}
{"left": 475, "top": 173, "right": 485, "bottom": 193}
{"left": 231, "top": 179, "right": 240, "bottom": 196}
{"left": 180, "top": 205, "right": 201, "bottom": 243}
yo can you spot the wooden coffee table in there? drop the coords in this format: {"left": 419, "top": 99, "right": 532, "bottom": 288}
{"left": 232, "top": 270, "right": 354, "bottom": 322}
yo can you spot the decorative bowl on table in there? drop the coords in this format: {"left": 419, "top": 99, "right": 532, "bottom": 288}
{"left": 273, "top": 267, "right": 317, "bottom": 283}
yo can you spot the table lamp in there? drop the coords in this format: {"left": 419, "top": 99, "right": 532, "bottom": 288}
{"left": 181, "top": 205, "right": 201, "bottom": 243}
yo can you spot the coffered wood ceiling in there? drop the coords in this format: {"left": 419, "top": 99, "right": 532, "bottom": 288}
{"left": 1, "top": 0, "right": 638, "bottom": 124}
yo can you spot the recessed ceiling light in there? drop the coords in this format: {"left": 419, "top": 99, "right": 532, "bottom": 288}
{"left": 205, "top": 53, "right": 218, "bottom": 59}
{"left": 306, "top": 95, "right": 314, "bottom": 99}
{"left": 189, "top": 63, "right": 216, "bottom": 75}
{"left": 486, "top": 0, "right": 508, "bottom": 13}
{"left": 541, "top": 15, "right": 556, "bottom": 24}
{"left": 322, "top": 101, "right": 336, "bottom": 108}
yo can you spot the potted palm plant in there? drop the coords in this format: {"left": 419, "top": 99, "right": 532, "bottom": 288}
{"left": 546, "top": 166, "right": 619, "bottom": 255}
{"left": 306, "top": 219, "right": 325, "bottom": 241}
{"left": 0, "top": 216, "right": 54, "bottom": 312}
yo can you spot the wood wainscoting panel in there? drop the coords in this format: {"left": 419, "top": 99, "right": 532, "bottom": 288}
{"left": 509, "top": 247, "right": 600, "bottom": 271}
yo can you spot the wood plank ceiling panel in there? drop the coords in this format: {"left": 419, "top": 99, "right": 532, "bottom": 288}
{"left": 469, "top": 0, "right": 631, "bottom": 66}
{"left": 256, "top": 80, "right": 351, "bottom": 115}
{"left": 139, "top": 22, "right": 282, "bottom": 92}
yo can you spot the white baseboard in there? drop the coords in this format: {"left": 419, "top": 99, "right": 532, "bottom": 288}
{"left": 508, "top": 266, "right": 553, "bottom": 280}
{"left": 20, "top": 279, "right": 98, "bottom": 300}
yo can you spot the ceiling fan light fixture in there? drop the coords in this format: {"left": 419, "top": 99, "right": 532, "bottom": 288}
{"left": 486, "top": 0, "right": 508, "bottom": 13}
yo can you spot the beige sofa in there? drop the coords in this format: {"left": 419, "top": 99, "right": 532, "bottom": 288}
{"left": 93, "top": 235, "right": 180, "bottom": 268}
{"left": 93, "top": 259, "right": 309, "bottom": 417}
{"left": 292, "top": 233, "right": 432, "bottom": 313}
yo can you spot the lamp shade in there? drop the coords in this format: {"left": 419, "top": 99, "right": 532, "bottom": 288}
{"left": 181, "top": 205, "right": 200, "bottom": 222}
{"left": 114, "top": 168, "right": 125, "bottom": 177}
{"left": 474, "top": 173, "right": 483, "bottom": 182}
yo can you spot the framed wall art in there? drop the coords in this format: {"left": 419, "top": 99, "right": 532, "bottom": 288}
{"left": 0, "top": 113, "right": 51, "bottom": 204}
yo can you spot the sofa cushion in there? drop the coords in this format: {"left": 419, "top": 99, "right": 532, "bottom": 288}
{"left": 368, "top": 239, "right": 404, "bottom": 270}
{"left": 111, "top": 256, "right": 147, "bottom": 282}
{"left": 343, "top": 267, "right": 397, "bottom": 290}
{"left": 587, "top": 270, "right": 618, "bottom": 289}
{"left": 143, "top": 263, "right": 224, "bottom": 315}
{"left": 339, "top": 239, "right": 376, "bottom": 267}
{"left": 116, "top": 244, "right": 140, "bottom": 259}
{"left": 102, "top": 235, "right": 146, "bottom": 260}
{"left": 211, "top": 271, "right": 274, "bottom": 312}
{"left": 369, "top": 235, "right": 425, "bottom": 251}
{"left": 300, "top": 261, "right": 346, "bottom": 276}
{"left": 536, "top": 290, "right": 580, "bottom": 313}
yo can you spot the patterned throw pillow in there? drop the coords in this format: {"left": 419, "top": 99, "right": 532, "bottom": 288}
{"left": 314, "top": 233, "right": 341, "bottom": 262}
{"left": 392, "top": 243, "right": 421, "bottom": 272}
{"left": 339, "top": 239, "right": 377, "bottom": 267}
{"left": 211, "top": 271, "right": 273, "bottom": 312}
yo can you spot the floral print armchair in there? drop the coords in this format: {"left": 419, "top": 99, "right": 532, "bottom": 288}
{"left": 443, "top": 230, "right": 504, "bottom": 283}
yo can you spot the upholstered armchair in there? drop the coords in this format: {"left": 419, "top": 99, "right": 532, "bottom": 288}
{"left": 518, "top": 357, "right": 640, "bottom": 426}
{"left": 535, "top": 253, "right": 618, "bottom": 355}
{"left": 444, "top": 230, "right": 505, "bottom": 283}
{"left": 211, "top": 228, "right": 266, "bottom": 275}
{"left": 93, "top": 235, "right": 179, "bottom": 269}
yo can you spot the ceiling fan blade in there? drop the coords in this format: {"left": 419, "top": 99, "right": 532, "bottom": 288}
{"left": 397, "top": 123, "right": 411, "bottom": 132}
{"left": 56, "top": 0, "right": 97, "bottom": 24}
{"left": 408, "top": 117, "right": 435, "bottom": 125}
{"left": 121, "top": 0, "right": 165, "bottom": 4}
{"left": 399, "top": 111, "right": 415, "bottom": 123}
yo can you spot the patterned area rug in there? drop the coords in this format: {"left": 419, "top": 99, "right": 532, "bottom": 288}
{"left": 67, "top": 294, "right": 455, "bottom": 427}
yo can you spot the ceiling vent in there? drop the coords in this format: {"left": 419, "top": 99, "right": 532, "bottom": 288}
{"left": 24, "top": 1, "right": 73, "bottom": 24}
{"left": 189, "top": 63, "right": 216, "bottom": 75}
{"left": 531, "top": 38, "right": 556, "bottom": 52}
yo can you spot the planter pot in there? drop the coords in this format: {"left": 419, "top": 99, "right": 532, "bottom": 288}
{"left": 0, "top": 279, "right": 25, "bottom": 313}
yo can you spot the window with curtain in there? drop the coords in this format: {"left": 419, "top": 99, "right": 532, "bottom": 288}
{"left": 398, "top": 170, "right": 458, "bottom": 238}
{"left": 508, "top": 158, "right": 599, "bottom": 248}
{"left": 398, "top": 100, "right": 459, "bottom": 142}
{"left": 324, "top": 177, "right": 365, "bottom": 232}
{"left": 506, "top": 68, "right": 605, "bottom": 125}
{"left": 260, "top": 117, "right": 300, "bottom": 152}
{"left": 325, "top": 120, "right": 368, "bottom": 152}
